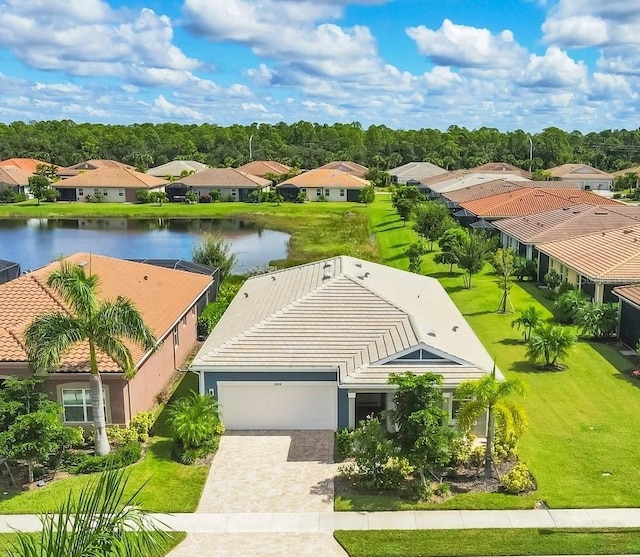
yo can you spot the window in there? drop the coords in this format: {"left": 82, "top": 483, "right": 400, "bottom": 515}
{"left": 301, "top": 188, "right": 306, "bottom": 193}
{"left": 78, "top": 188, "right": 84, "bottom": 196}
{"left": 94, "top": 188, "right": 100, "bottom": 194}
{"left": 103, "top": 189, "right": 108, "bottom": 197}
{"left": 443, "top": 394, "right": 471, "bottom": 425}
{"left": 340, "top": 189, "right": 345, "bottom": 197}
{"left": 324, "top": 189, "right": 330, "bottom": 197}
{"left": 182, "top": 315, "right": 187, "bottom": 327}
{"left": 61, "top": 388, "right": 106, "bottom": 423}
{"left": 118, "top": 189, "right": 124, "bottom": 197}
{"left": 316, "top": 188, "right": 322, "bottom": 197}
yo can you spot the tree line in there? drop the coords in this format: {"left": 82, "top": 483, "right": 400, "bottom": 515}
{"left": 2, "top": 120, "right": 640, "bottom": 172}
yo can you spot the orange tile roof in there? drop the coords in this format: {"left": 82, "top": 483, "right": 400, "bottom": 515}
{"left": 237, "top": 160, "right": 291, "bottom": 177}
{"left": 279, "top": 168, "right": 369, "bottom": 189}
{"left": 538, "top": 225, "right": 640, "bottom": 282}
{"left": 0, "top": 166, "right": 30, "bottom": 186}
{"left": 56, "top": 168, "right": 167, "bottom": 189}
{"left": 442, "top": 180, "right": 583, "bottom": 204}
{"left": 58, "top": 160, "right": 135, "bottom": 177}
{"left": 460, "top": 188, "right": 621, "bottom": 219}
{"left": 0, "top": 158, "right": 51, "bottom": 174}
{"left": 173, "top": 167, "right": 271, "bottom": 188}
{"left": 317, "top": 161, "right": 369, "bottom": 178}
{"left": 493, "top": 205, "right": 640, "bottom": 244}
{"left": 0, "top": 253, "right": 212, "bottom": 372}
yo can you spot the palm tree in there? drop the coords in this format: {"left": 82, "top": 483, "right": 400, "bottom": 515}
{"left": 526, "top": 324, "right": 576, "bottom": 369}
{"left": 511, "top": 305, "right": 543, "bottom": 341}
{"left": 455, "top": 368, "right": 526, "bottom": 478}
{"left": 24, "top": 262, "right": 157, "bottom": 456}
{"left": 8, "top": 469, "right": 172, "bottom": 557}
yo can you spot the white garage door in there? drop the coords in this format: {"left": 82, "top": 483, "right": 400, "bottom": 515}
{"left": 217, "top": 381, "right": 337, "bottom": 430}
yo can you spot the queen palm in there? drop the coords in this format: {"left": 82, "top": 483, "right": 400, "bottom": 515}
{"left": 24, "top": 262, "right": 157, "bottom": 456}
{"left": 511, "top": 305, "right": 543, "bottom": 341}
{"left": 455, "top": 367, "right": 526, "bottom": 478}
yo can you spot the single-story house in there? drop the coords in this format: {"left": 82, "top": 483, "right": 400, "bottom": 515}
{"left": 468, "top": 162, "right": 532, "bottom": 179}
{"left": 317, "top": 161, "right": 369, "bottom": 178}
{"left": 613, "top": 284, "right": 640, "bottom": 349}
{"left": 147, "top": 160, "right": 207, "bottom": 179}
{"left": 389, "top": 162, "right": 448, "bottom": 184}
{"left": 57, "top": 159, "right": 135, "bottom": 179}
{"left": 278, "top": 169, "right": 369, "bottom": 202}
{"left": 612, "top": 166, "right": 640, "bottom": 179}
{"left": 0, "top": 158, "right": 51, "bottom": 175}
{"left": 0, "top": 166, "right": 30, "bottom": 196}
{"left": 168, "top": 168, "right": 271, "bottom": 202}
{"left": 493, "top": 204, "right": 640, "bottom": 263}
{"left": 546, "top": 164, "right": 614, "bottom": 191}
{"left": 422, "top": 171, "right": 531, "bottom": 200}
{"left": 55, "top": 168, "right": 167, "bottom": 202}
{"left": 237, "top": 160, "right": 291, "bottom": 178}
{"left": 0, "top": 253, "right": 214, "bottom": 426}
{"left": 537, "top": 225, "right": 640, "bottom": 303}
{"left": 190, "top": 256, "right": 500, "bottom": 433}
{"left": 0, "top": 259, "right": 20, "bottom": 285}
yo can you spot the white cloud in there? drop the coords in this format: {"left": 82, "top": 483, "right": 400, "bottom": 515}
{"left": 518, "top": 47, "right": 588, "bottom": 88}
{"left": 153, "top": 95, "right": 204, "bottom": 120}
{"left": 406, "top": 19, "right": 527, "bottom": 68}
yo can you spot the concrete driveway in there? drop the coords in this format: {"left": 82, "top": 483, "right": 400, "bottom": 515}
{"left": 197, "top": 431, "right": 338, "bottom": 513}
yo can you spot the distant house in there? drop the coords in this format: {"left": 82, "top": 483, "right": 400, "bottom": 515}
{"left": 538, "top": 225, "right": 640, "bottom": 303}
{"left": 421, "top": 171, "right": 531, "bottom": 200}
{"left": 389, "top": 162, "right": 448, "bottom": 184}
{"left": 317, "top": 161, "right": 369, "bottom": 178}
{"left": 0, "top": 166, "right": 30, "bottom": 196}
{"left": 237, "top": 160, "right": 291, "bottom": 178}
{"left": 192, "top": 256, "right": 500, "bottom": 432}
{"left": 55, "top": 168, "right": 167, "bottom": 202}
{"left": 278, "top": 169, "right": 369, "bottom": 202}
{"left": 613, "top": 285, "right": 640, "bottom": 349}
{"left": 168, "top": 168, "right": 271, "bottom": 202}
{"left": 0, "top": 254, "right": 214, "bottom": 426}
{"left": 546, "top": 164, "right": 614, "bottom": 191}
{"left": 468, "top": 162, "right": 532, "bottom": 179}
{"left": 0, "top": 158, "right": 52, "bottom": 175}
{"left": 57, "top": 160, "right": 135, "bottom": 179}
{"left": 146, "top": 160, "right": 208, "bottom": 179}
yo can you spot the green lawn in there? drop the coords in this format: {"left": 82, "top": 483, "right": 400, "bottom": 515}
{"left": 0, "top": 374, "right": 208, "bottom": 514}
{"left": 358, "top": 198, "right": 640, "bottom": 509}
{"left": 334, "top": 529, "right": 640, "bottom": 557}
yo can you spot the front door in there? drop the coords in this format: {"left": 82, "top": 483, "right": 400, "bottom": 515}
{"left": 355, "top": 393, "right": 386, "bottom": 425}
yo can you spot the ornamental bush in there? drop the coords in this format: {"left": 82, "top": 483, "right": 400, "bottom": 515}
{"left": 501, "top": 461, "right": 536, "bottom": 494}
{"left": 130, "top": 411, "right": 155, "bottom": 442}
{"left": 106, "top": 426, "right": 138, "bottom": 446}
{"left": 75, "top": 442, "right": 142, "bottom": 474}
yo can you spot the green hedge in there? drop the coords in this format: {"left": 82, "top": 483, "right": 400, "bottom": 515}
{"left": 74, "top": 443, "right": 142, "bottom": 474}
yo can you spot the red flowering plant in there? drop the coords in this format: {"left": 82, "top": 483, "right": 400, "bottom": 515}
{"left": 632, "top": 370, "right": 640, "bottom": 378}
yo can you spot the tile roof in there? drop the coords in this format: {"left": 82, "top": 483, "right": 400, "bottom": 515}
{"left": 493, "top": 204, "right": 640, "bottom": 244}
{"left": 612, "top": 166, "right": 640, "bottom": 178}
{"left": 317, "top": 161, "right": 369, "bottom": 178}
{"left": 460, "top": 188, "right": 621, "bottom": 219}
{"left": 192, "top": 256, "right": 498, "bottom": 387}
{"left": 0, "top": 253, "right": 212, "bottom": 372}
{"left": 279, "top": 169, "right": 369, "bottom": 189}
{"left": 0, "top": 165, "right": 30, "bottom": 186}
{"left": 613, "top": 284, "right": 640, "bottom": 306}
{"left": 389, "top": 162, "right": 448, "bottom": 181}
{"left": 237, "top": 160, "right": 291, "bottom": 177}
{"left": 147, "top": 160, "right": 208, "bottom": 177}
{"left": 538, "top": 224, "right": 640, "bottom": 282}
{"left": 443, "top": 180, "right": 588, "bottom": 204}
{"left": 547, "top": 164, "right": 614, "bottom": 180}
{"left": 173, "top": 167, "right": 271, "bottom": 188}
{"left": 58, "top": 160, "right": 135, "bottom": 177}
{"left": 0, "top": 158, "right": 51, "bottom": 174}
{"left": 56, "top": 168, "right": 167, "bottom": 189}
{"left": 425, "top": 172, "right": 531, "bottom": 194}
{"left": 468, "top": 162, "right": 532, "bottom": 179}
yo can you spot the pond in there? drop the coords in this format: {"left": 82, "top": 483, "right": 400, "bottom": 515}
{"left": 0, "top": 218, "right": 290, "bottom": 273}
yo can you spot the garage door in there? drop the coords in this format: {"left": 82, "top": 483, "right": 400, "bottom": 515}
{"left": 217, "top": 381, "right": 337, "bottom": 430}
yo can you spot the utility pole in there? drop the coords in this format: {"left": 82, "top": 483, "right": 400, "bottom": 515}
{"left": 528, "top": 136, "right": 533, "bottom": 173}
{"left": 249, "top": 134, "right": 254, "bottom": 161}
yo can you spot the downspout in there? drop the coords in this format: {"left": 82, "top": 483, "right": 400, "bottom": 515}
{"left": 126, "top": 380, "right": 133, "bottom": 426}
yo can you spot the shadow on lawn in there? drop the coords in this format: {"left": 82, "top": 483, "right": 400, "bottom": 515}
{"left": 587, "top": 339, "right": 640, "bottom": 388}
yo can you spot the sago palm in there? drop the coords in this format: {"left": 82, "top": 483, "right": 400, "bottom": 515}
{"left": 511, "top": 305, "right": 543, "bottom": 341}
{"left": 455, "top": 367, "right": 526, "bottom": 478}
{"left": 526, "top": 323, "right": 576, "bottom": 369}
{"left": 168, "top": 391, "right": 221, "bottom": 450}
{"left": 24, "top": 262, "right": 157, "bottom": 456}
{"left": 8, "top": 469, "right": 172, "bottom": 557}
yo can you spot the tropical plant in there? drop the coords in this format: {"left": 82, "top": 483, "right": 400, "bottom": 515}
{"left": 412, "top": 202, "right": 455, "bottom": 250}
{"left": 511, "top": 305, "right": 543, "bottom": 341}
{"left": 359, "top": 184, "right": 375, "bottom": 205}
{"left": 513, "top": 256, "right": 537, "bottom": 281}
{"left": 452, "top": 231, "right": 497, "bottom": 288}
{"left": 406, "top": 239, "right": 428, "bottom": 274}
{"left": 27, "top": 175, "right": 51, "bottom": 206}
{"left": 526, "top": 324, "right": 576, "bottom": 369}
{"left": 576, "top": 302, "right": 618, "bottom": 338}
{"left": 24, "top": 262, "right": 158, "bottom": 456}
{"left": 553, "top": 290, "right": 587, "bottom": 324}
{"left": 149, "top": 191, "right": 168, "bottom": 206}
{"left": 192, "top": 232, "right": 238, "bottom": 282}
{"left": 8, "top": 469, "right": 172, "bottom": 557}
{"left": 434, "top": 227, "right": 468, "bottom": 273}
{"left": 543, "top": 269, "right": 562, "bottom": 293}
{"left": 493, "top": 248, "right": 516, "bottom": 313}
{"left": 455, "top": 368, "right": 526, "bottom": 478}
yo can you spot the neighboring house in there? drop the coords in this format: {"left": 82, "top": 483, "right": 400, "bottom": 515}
{"left": 0, "top": 260, "right": 20, "bottom": 285}
{"left": 147, "top": 160, "right": 207, "bottom": 178}
{"left": 389, "top": 162, "right": 448, "bottom": 184}
{"left": 546, "top": 164, "right": 614, "bottom": 191}
{"left": 613, "top": 284, "right": 640, "bottom": 349}
{"left": 57, "top": 160, "right": 135, "bottom": 179}
{"left": 55, "top": 168, "right": 167, "bottom": 202}
{"left": 612, "top": 166, "right": 640, "bottom": 179}
{"left": 278, "top": 169, "right": 369, "bottom": 202}
{"left": 457, "top": 188, "right": 621, "bottom": 223}
{"left": 537, "top": 225, "right": 640, "bottom": 303}
{"left": 168, "top": 168, "right": 271, "bottom": 202}
{"left": 191, "top": 256, "right": 500, "bottom": 433}
{"left": 0, "top": 166, "right": 30, "bottom": 195}
{"left": 0, "top": 158, "right": 51, "bottom": 175}
{"left": 422, "top": 171, "right": 531, "bottom": 200}
{"left": 468, "top": 162, "right": 533, "bottom": 179}
{"left": 237, "top": 160, "right": 291, "bottom": 178}
{"left": 317, "top": 161, "right": 369, "bottom": 178}
{"left": 0, "top": 253, "right": 214, "bottom": 426}
{"left": 493, "top": 204, "right": 640, "bottom": 262}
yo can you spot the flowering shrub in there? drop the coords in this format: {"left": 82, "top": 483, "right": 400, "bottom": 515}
{"left": 501, "top": 462, "right": 536, "bottom": 494}
{"left": 632, "top": 370, "right": 640, "bottom": 378}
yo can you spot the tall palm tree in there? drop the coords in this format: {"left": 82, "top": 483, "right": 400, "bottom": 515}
{"left": 511, "top": 305, "right": 543, "bottom": 341}
{"left": 8, "top": 469, "right": 172, "bottom": 557}
{"left": 24, "top": 262, "right": 157, "bottom": 456}
{"left": 455, "top": 367, "right": 526, "bottom": 478}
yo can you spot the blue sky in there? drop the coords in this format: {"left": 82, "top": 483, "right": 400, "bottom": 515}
{"left": 0, "top": 0, "right": 638, "bottom": 131}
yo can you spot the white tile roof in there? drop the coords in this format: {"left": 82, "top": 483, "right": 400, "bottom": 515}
{"left": 192, "top": 256, "right": 498, "bottom": 387}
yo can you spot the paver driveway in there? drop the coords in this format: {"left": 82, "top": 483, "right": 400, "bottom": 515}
{"left": 196, "top": 430, "right": 338, "bottom": 513}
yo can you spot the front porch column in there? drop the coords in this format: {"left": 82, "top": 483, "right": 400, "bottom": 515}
{"left": 595, "top": 282, "right": 604, "bottom": 304}
{"left": 348, "top": 392, "right": 356, "bottom": 430}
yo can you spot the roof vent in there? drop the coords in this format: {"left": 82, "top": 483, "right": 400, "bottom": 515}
{"left": 323, "top": 262, "right": 332, "bottom": 269}
{"left": 355, "top": 262, "right": 362, "bottom": 268}
{"left": 322, "top": 273, "right": 332, "bottom": 281}
{"left": 452, "top": 325, "right": 459, "bottom": 332}
{"left": 244, "top": 292, "right": 249, "bottom": 298}
{"left": 364, "top": 272, "right": 370, "bottom": 278}
{"left": 623, "top": 229, "right": 633, "bottom": 234}
{"left": 271, "top": 276, "right": 276, "bottom": 281}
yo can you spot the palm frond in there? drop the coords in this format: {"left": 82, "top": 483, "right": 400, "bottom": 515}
{"left": 98, "top": 298, "right": 158, "bottom": 352}
{"left": 94, "top": 335, "right": 136, "bottom": 378}
{"left": 47, "top": 261, "right": 99, "bottom": 319}
{"left": 456, "top": 399, "right": 486, "bottom": 432}
{"left": 24, "top": 314, "right": 84, "bottom": 374}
